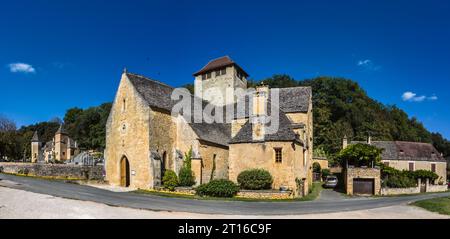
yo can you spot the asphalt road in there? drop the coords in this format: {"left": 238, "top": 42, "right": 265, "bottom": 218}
{"left": 1, "top": 173, "right": 449, "bottom": 215}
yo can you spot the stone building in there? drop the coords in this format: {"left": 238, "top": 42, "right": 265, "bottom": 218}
{"left": 345, "top": 136, "right": 447, "bottom": 184}
{"left": 31, "top": 125, "right": 80, "bottom": 163}
{"left": 105, "top": 56, "right": 313, "bottom": 195}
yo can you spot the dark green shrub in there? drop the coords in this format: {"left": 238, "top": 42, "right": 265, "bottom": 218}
{"left": 409, "top": 170, "right": 439, "bottom": 182}
{"left": 383, "top": 174, "right": 417, "bottom": 188}
{"left": 162, "top": 170, "right": 179, "bottom": 191}
{"left": 179, "top": 167, "right": 196, "bottom": 187}
{"left": 237, "top": 169, "right": 273, "bottom": 190}
{"left": 178, "top": 147, "right": 196, "bottom": 187}
{"left": 196, "top": 179, "right": 240, "bottom": 198}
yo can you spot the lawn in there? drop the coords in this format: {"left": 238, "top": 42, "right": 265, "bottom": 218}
{"left": 412, "top": 197, "right": 450, "bottom": 215}
{"left": 134, "top": 182, "right": 324, "bottom": 202}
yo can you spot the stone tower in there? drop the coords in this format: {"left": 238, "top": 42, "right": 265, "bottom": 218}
{"left": 54, "top": 125, "right": 69, "bottom": 161}
{"left": 194, "top": 56, "right": 248, "bottom": 106}
{"left": 31, "top": 131, "right": 40, "bottom": 163}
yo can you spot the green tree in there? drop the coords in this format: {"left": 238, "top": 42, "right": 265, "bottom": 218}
{"left": 337, "top": 143, "right": 383, "bottom": 167}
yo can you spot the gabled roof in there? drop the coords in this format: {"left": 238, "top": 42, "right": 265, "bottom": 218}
{"left": 350, "top": 141, "right": 446, "bottom": 162}
{"left": 193, "top": 56, "right": 249, "bottom": 77}
{"left": 126, "top": 72, "right": 231, "bottom": 146}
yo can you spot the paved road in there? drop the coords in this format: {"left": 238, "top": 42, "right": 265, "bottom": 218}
{"left": 1, "top": 173, "right": 449, "bottom": 215}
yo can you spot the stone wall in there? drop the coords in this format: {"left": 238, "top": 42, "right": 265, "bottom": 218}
{"left": 237, "top": 190, "right": 293, "bottom": 199}
{"left": 229, "top": 141, "right": 309, "bottom": 195}
{"left": 345, "top": 167, "right": 381, "bottom": 195}
{"left": 0, "top": 162, "right": 103, "bottom": 180}
{"left": 381, "top": 187, "right": 420, "bottom": 195}
{"left": 426, "top": 184, "right": 448, "bottom": 193}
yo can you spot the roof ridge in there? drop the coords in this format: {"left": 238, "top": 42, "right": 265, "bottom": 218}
{"left": 126, "top": 72, "right": 174, "bottom": 89}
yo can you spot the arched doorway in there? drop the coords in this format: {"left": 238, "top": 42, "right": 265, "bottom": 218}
{"left": 120, "top": 156, "right": 130, "bottom": 187}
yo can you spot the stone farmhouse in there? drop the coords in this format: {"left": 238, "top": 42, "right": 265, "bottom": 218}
{"left": 105, "top": 56, "right": 313, "bottom": 195}
{"left": 344, "top": 136, "right": 447, "bottom": 189}
{"left": 31, "top": 125, "right": 80, "bottom": 163}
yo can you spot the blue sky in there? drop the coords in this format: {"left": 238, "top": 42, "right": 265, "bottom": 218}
{"left": 0, "top": 0, "right": 449, "bottom": 138}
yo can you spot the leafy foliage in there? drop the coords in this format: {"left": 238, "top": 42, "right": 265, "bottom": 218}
{"left": 247, "top": 75, "right": 450, "bottom": 157}
{"left": 409, "top": 170, "right": 439, "bottom": 181}
{"left": 178, "top": 148, "right": 196, "bottom": 187}
{"left": 162, "top": 170, "right": 179, "bottom": 191}
{"left": 237, "top": 169, "right": 273, "bottom": 190}
{"left": 195, "top": 179, "right": 240, "bottom": 198}
{"left": 321, "top": 169, "right": 331, "bottom": 178}
{"left": 336, "top": 143, "right": 383, "bottom": 167}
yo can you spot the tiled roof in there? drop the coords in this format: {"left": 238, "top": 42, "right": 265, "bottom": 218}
{"left": 193, "top": 56, "right": 249, "bottom": 77}
{"left": 350, "top": 141, "right": 446, "bottom": 162}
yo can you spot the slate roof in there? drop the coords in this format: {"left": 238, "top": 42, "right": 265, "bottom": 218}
{"left": 350, "top": 141, "right": 446, "bottom": 162}
{"left": 278, "top": 87, "right": 312, "bottom": 113}
{"left": 56, "top": 125, "right": 68, "bottom": 135}
{"left": 229, "top": 100, "right": 301, "bottom": 144}
{"left": 193, "top": 56, "right": 249, "bottom": 77}
{"left": 126, "top": 73, "right": 231, "bottom": 146}
{"left": 125, "top": 72, "right": 310, "bottom": 146}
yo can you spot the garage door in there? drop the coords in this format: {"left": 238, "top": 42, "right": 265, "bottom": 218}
{"left": 353, "top": 178, "right": 374, "bottom": 195}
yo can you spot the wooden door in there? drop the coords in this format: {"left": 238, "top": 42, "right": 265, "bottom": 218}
{"left": 120, "top": 157, "right": 130, "bottom": 187}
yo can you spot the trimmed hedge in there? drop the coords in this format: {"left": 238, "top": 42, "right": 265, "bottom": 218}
{"left": 162, "top": 170, "right": 179, "bottom": 191}
{"left": 237, "top": 169, "right": 273, "bottom": 190}
{"left": 196, "top": 179, "right": 240, "bottom": 198}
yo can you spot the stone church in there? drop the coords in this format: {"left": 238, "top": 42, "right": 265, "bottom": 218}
{"left": 105, "top": 56, "right": 313, "bottom": 195}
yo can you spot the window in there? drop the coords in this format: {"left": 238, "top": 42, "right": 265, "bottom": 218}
{"left": 202, "top": 74, "right": 206, "bottom": 80}
{"left": 383, "top": 162, "right": 390, "bottom": 167}
{"left": 431, "top": 163, "right": 436, "bottom": 173}
{"left": 62, "top": 152, "right": 65, "bottom": 156}
{"left": 409, "top": 162, "right": 414, "bottom": 171}
{"left": 215, "top": 70, "right": 221, "bottom": 77}
{"left": 122, "top": 98, "right": 126, "bottom": 112}
{"left": 274, "top": 148, "right": 283, "bottom": 163}
{"left": 207, "top": 72, "right": 212, "bottom": 79}
{"left": 221, "top": 68, "right": 226, "bottom": 75}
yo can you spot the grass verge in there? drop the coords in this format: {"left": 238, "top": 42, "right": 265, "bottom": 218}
{"left": 412, "top": 196, "right": 450, "bottom": 215}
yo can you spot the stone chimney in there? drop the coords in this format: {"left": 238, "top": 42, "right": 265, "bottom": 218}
{"left": 251, "top": 84, "right": 269, "bottom": 141}
{"left": 343, "top": 135, "right": 348, "bottom": 149}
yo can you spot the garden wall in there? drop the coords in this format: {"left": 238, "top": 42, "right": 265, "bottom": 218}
{"left": 237, "top": 190, "right": 293, "bottom": 199}
{"left": 381, "top": 187, "right": 420, "bottom": 195}
{"left": 0, "top": 162, "right": 104, "bottom": 180}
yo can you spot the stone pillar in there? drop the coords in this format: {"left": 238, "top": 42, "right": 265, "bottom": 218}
{"left": 192, "top": 158, "right": 202, "bottom": 186}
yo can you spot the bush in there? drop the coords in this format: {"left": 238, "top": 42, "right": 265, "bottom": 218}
{"left": 237, "top": 169, "right": 273, "bottom": 190}
{"left": 321, "top": 169, "right": 331, "bottom": 178}
{"left": 383, "top": 174, "right": 417, "bottom": 188}
{"left": 162, "top": 170, "right": 179, "bottom": 191}
{"left": 0, "top": 166, "right": 3, "bottom": 173}
{"left": 196, "top": 179, "right": 240, "bottom": 198}
{"left": 409, "top": 170, "right": 439, "bottom": 182}
{"left": 179, "top": 167, "right": 196, "bottom": 187}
